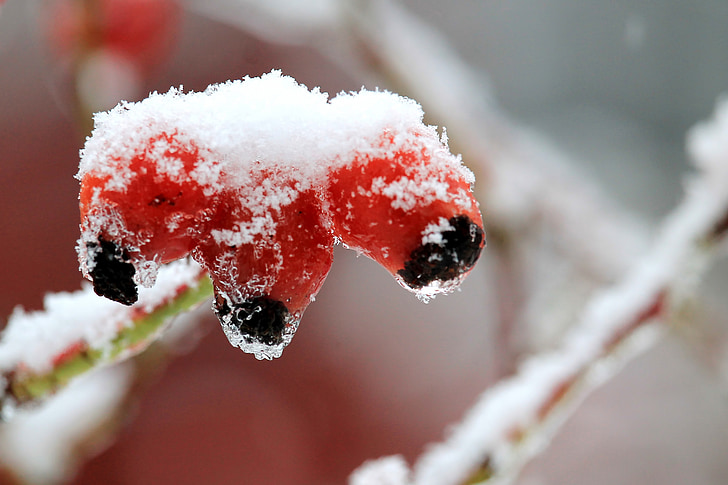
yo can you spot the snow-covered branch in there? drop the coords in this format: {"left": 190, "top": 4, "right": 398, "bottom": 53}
{"left": 0, "top": 364, "right": 134, "bottom": 484}
{"left": 350, "top": 97, "right": 728, "bottom": 485}
{"left": 0, "top": 260, "right": 211, "bottom": 411}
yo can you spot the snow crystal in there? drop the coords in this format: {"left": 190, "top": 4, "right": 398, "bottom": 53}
{"left": 210, "top": 215, "right": 274, "bottom": 247}
{"left": 371, "top": 176, "right": 451, "bottom": 212}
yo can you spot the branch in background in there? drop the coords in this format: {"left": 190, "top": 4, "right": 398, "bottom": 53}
{"left": 488, "top": 229, "right": 525, "bottom": 379}
{"left": 0, "top": 260, "right": 213, "bottom": 412}
{"left": 182, "top": 0, "right": 340, "bottom": 44}
{"left": 350, "top": 97, "right": 728, "bottom": 485}
{"left": 0, "top": 364, "right": 134, "bottom": 485}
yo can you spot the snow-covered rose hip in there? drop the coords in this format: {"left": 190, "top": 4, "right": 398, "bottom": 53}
{"left": 327, "top": 128, "right": 483, "bottom": 297}
{"left": 77, "top": 72, "right": 485, "bottom": 359}
{"left": 79, "top": 133, "right": 334, "bottom": 357}
{"left": 79, "top": 133, "right": 211, "bottom": 303}
{"left": 195, "top": 175, "right": 334, "bottom": 353}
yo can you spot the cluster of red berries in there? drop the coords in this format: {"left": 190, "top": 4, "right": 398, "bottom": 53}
{"left": 77, "top": 75, "right": 484, "bottom": 357}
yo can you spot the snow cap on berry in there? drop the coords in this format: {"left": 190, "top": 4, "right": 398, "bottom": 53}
{"left": 78, "top": 71, "right": 443, "bottom": 191}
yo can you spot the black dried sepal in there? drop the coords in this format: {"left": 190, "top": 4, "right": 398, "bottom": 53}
{"left": 398, "top": 214, "right": 484, "bottom": 289}
{"left": 214, "top": 293, "right": 289, "bottom": 346}
{"left": 86, "top": 237, "right": 138, "bottom": 305}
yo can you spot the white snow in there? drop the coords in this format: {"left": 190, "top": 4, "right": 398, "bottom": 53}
{"left": 78, "top": 71, "right": 465, "bottom": 196}
{"left": 0, "top": 259, "right": 205, "bottom": 374}
{"left": 421, "top": 218, "right": 454, "bottom": 246}
{"left": 349, "top": 455, "right": 412, "bottom": 485}
{"left": 0, "top": 364, "right": 133, "bottom": 485}
{"left": 371, "top": 176, "right": 452, "bottom": 212}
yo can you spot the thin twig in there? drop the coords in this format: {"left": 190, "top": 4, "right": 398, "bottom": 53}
{"left": 0, "top": 261, "right": 213, "bottom": 413}
{"left": 488, "top": 228, "right": 524, "bottom": 380}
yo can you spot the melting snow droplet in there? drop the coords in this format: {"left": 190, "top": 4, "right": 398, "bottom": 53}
{"left": 213, "top": 291, "right": 300, "bottom": 360}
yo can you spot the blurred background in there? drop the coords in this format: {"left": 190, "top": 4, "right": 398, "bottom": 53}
{"left": 1, "top": 0, "right": 728, "bottom": 484}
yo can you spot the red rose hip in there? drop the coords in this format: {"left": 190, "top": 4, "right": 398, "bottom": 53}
{"left": 195, "top": 178, "right": 333, "bottom": 353}
{"left": 326, "top": 128, "right": 484, "bottom": 297}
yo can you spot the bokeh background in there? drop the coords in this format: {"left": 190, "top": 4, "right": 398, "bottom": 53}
{"left": 1, "top": 1, "right": 728, "bottom": 484}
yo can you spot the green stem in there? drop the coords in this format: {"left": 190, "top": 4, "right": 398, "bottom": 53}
{"left": 7, "top": 276, "right": 214, "bottom": 406}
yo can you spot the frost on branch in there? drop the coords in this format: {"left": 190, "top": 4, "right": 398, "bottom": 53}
{"left": 349, "top": 455, "right": 411, "bottom": 485}
{"left": 0, "top": 260, "right": 210, "bottom": 409}
{"left": 348, "top": 97, "right": 728, "bottom": 485}
{"left": 77, "top": 71, "right": 484, "bottom": 359}
{"left": 0, "top": 365, "right": 132, "bottom": 484}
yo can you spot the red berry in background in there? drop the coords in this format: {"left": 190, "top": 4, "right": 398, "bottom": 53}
{"left": 47, "top": 0, "right": 181, "bottom": 72}
{"left": 44, "top": 0, "right": 181, "bottom": 114}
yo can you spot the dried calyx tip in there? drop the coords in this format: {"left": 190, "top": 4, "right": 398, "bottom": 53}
{"left": 86, "top": 237, "right": 138, "bottom": 305}
{"left": 214, "top": 292, "right": 289, "bottom": 346}
{"left": 398, "top": 214, "right": 484, "bottom": 289}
